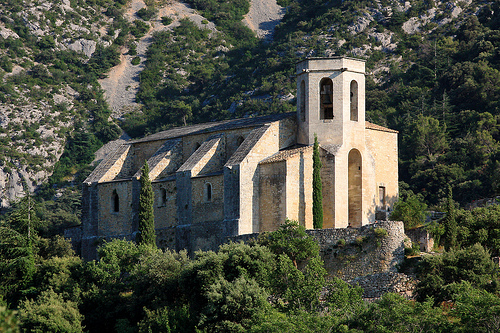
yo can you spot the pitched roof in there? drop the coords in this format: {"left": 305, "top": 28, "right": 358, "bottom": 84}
{"left": 131, "top": 112, "right": 295, "bottom": 143}
{"left": 365, "top": 121, "right": 398, "bottom": 133}
{"left": 259, "top": 145, "right": 312, "bottom": 164}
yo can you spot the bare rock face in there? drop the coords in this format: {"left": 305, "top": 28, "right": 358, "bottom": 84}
{"left": 66, "top": 39, "right": 97, "bottom": 58}
{"left": 0, "top": 25, "right": 19, "bottom": 39}
{"left": 0, "top": 169, "right": 24, "bottom": 208}
{"left": 243, "top": 0, "right": 285, "bottom": 40}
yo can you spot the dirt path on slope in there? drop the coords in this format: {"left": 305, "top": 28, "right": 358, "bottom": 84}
{"left": 99, "top": 0, "right": 284, "bottom": 118}
{"left": 99, "top": 0, "right": 217, "bottom": 118}
{"left": 243, "top": 0, "right": 285, "bottom": 40}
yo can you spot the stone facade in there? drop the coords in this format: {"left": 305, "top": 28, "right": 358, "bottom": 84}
{"left": 406, "top": 226, "right": 435, "bottom": 252}
{"left": 72, "top": 57, "right": 399, "bottom": 259}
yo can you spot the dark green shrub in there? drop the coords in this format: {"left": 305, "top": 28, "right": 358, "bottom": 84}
{"left": 374, "top": 227, "right": 388, "bottom": 238}
{"left": 131, "top": 56, "right": 141, "bottom": 65}
{"left": 161, "top": 16, "right": 173, "bottom": 25}
{"left": 137, "top": 7, "right": 157, "bottom": 21}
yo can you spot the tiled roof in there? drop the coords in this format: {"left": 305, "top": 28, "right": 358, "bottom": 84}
{"left": 365, "top": 121, "right": 398, "bottom": 133}
{"left": 131, "top": 112, "right": 295, "bottom": 143}
{"left": 259, "top": 145, "right": 312, "bottom": 164}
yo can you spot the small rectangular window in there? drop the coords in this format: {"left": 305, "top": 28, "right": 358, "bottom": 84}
{"left": 379, "top": 186, "right": 386, "bottom": 209}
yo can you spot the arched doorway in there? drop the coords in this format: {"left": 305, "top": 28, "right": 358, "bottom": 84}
{"left": 348, "top": 149, "right": 362, "bottom": 227}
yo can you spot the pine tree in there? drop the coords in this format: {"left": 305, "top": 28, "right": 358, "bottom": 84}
{"left": 137, "top": 161, "right": 156, "bottom": 247}
{"left": 443, "top": 184, "right": 458, "bottom": 251}
{"left": 313, "top": 135, "right": 323, "bottom": 229}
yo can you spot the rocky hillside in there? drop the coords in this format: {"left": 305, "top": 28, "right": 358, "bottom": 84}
{"left": 1, "top": 0, "right": 500, "bottom": 209}
{"left": 0, "top": 0, "right": 285, "bottom": 208}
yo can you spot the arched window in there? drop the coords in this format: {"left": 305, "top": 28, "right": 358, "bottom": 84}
{"left": 350, "top": 80, "right": 358, "bottom": 121}
{"left": 299, "top": 80, "right": 306, "bottom": 122}
{"left": 159, "top": 188, "right": 167, "bottom": 207}
{"left": 112, "top": 190, "right": 119, "bottom": 213}
{"left": 204, "top": 183, "right": 212, "bottom": 202}
{"left": 237, "top": 136, "right": 244, "bottom": 147}
{"left": 320, "top": 78, "right": 334, "bottom": 120}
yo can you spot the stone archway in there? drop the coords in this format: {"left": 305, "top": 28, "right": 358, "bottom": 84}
{"left": 348, "top": 149, "right": 362, "bottom": 227}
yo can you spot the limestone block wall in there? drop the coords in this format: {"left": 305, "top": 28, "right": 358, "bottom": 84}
{"left": 320, "top": 148, "right": 336, "bottom": 228}
{"left": 278, "top": 116, "right": 297, "bottom": 148}
{"left": 97, "top": 180, "right": 136, "bottom": 237}
{"left": 229, "top": 124, "right": 281, "bottom": 234}
{"left": 285, "top": 149, "right": 313, "bottom": 229}
{"left": 152, "top": 180, "right": 177, "bottom": 229}
{"left": 225, "top": 129, "right": 254, "bottom": 163}
{"left": 191, "top": 174, "right": 224, "bottom": 224}
{"left": 259, "top": 161, "right": 286, "bottom": 232}
{"left": 365, "top": 128, "right": 398, "bottom": 212}
{"left": 156, "top": 227, "right": 176, "bottom": 250}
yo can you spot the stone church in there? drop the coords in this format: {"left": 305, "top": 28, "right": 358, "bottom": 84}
{"left": 74, "top": 57, "right": 398, "bottom": 259}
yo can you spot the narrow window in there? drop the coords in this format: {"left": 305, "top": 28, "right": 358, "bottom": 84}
{"left": 112, "top": 190, "right": 119, "bottom": 212}
{"left": 350, "top": 80, "right": 358, "bottom": 121}
{"left": 299, "top": 80, "right": 306, "bottom": 122}
{"left": 159, "top": 188, "right": 167, "bottom": 207}
{"left": 205, "top": 183, "right": 212, "bottom": 202}
{"left": 379, "top": 186, "right": 386, "bottom": 209}
{"left": 237, "top": 136, "right": 244, "bottom": 147}
{"left": 320, "top": 78, "right": 334, "bottom": 120}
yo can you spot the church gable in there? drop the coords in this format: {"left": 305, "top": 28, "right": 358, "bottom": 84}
{"left": 134, "top": 138, "right": 183, "bottom": 181}
{"left": 178, "top": 134, "right": 225, "bottom": 177}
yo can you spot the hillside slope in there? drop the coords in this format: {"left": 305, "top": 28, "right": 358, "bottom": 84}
{"left": 1, "top": 0, "right": 500, "bottom": 209}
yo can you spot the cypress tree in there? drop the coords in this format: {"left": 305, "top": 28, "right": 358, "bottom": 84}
{"left": 313, "top": 135, "right": 323, "bottom": 229}
{"left": 443, "top": 184, "right": 458, "bottom": 251}
{"left": 137, "top": 161, "right": 156, "bottom": 247}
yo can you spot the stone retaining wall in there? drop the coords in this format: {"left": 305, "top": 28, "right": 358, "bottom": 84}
{"left": 349, "top": 272, "right": 416, "bottom": 299}
{"left": 310, "top": 221, "right": 406, "bottom": 280}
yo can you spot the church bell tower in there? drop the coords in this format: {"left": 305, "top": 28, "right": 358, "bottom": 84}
{"left": 295, "top": 57, "right": 366, "bottom": 146}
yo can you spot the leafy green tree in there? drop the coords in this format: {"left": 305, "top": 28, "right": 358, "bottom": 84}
{"left": 137, "top": 161, "right": 156, "bottom": 248}
{"left": 390, "top": 182, "right": 427, "bottom": 229}
{"left": 417, "top": 244, "right": 499, "bottom": 303}
{"left": 324, "top": 277, "right": 364, "bottom": 322}
{"left": 0, "top": 305, "right": 19, "bottom": 333}
{"left": 199, "top": 276, "right": 270, "bottom": 331}
{"left": 180, "top": 242, "right": 275, "bottom": 323}
{"left": 18, "top": 289, "right": 83, "bottom": 333}
{"left": 132, "top": 249, "right": 191, "bottom": 311}
{"left": 449, "top": 281, "right": 500, "bottom": 333}
{"left": 350, "top": 293, "right": 450, "bottom": 332}
{"left": 257, "top": 219, "right": 319, "bottom": 269}
{"left": 455, "top": 204, "right": 500, "bottom": 256}
{"left": 270, "top": 254, "right": 326, "bottom": 312}
{"left": 312, "top": 135, "right": 323, "bottom": 229}
{"left": 138, "top": 305, "right": 191, "bottom": 333}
